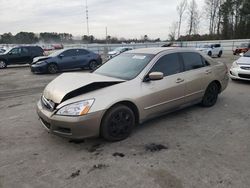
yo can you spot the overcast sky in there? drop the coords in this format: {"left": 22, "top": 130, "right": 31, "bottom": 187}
{"left": 0, "top": 0, "right": 206, "bottom": 39}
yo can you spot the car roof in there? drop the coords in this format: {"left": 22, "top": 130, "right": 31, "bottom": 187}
{"left": 125, "top": 47, "right": 198, "bottom": 55}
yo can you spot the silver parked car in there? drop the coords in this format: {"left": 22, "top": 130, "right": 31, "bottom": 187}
{"left": 37, "top": 48, "right": 229, "bottom": 141}
{"left": 230, "top": 50, "right": 250, "bottom": 80}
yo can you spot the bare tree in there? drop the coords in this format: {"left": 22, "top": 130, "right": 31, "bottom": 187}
{"left": 168, "top": 21, "right": 178, "bottom": 41}
{"left": 177, "top": 0, "right": 188, "bottom": 39}
{"left": 187, "top": 0, "right": 200, "bottom": 35}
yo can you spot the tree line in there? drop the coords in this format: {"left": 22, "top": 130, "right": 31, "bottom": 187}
{"left": 0, "top": 32, "right": 73, "bottom": 44}
{"left": 169, "top": 0, "right": 250, "bottom": 41}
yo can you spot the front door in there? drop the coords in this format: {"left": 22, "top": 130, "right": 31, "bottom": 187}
{"left": 139, "top": 52, "right": 186, "bottom": 120}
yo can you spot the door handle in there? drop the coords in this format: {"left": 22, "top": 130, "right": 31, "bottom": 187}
{"left": 176, "top": 78, "right": 184, "bottom": 83}
{"left": 205, "top": 70, "right": 212, "bottom": 74}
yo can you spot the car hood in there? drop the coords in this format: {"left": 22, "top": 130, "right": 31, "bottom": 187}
{"left": 33, "top": 56, "right": 52, "bottom": 63}
{"left": 237, "top": 57, "right": 250, "bottom": 65}
{"left": 108, "top": 51, "right": 118, "bottom": 55}
{"left": 43, "top": 73, "right": 125, "bottom": 104}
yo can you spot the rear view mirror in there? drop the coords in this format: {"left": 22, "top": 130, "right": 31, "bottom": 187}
{"left": 148, "top": 72, "right": 164, "bottom": 81}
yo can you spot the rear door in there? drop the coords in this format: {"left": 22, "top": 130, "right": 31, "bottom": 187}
{"left": 180, "top": 52, "right": 212, "bottom": 103}
{"left": 58, "top": 49, "right": 78, "bottom": 70}
{"left": 75, "top": 49, "right": 90, "bottom": 68}
{"left": 21, "top": 47, "right": 32, "bottom": 63}
{"left": 140, "top": 52, "right": 186, "bottom": 119}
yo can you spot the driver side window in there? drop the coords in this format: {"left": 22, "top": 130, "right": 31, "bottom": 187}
{"left": 150, "top": 53, "right": 182, "bottom": 77}
{"left": 10, "top": 48, "right": 21, "bottom": 55}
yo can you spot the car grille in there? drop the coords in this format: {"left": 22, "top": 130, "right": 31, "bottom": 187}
{"left": 238, "top": 74, "right": 250, "bottom": 79}
{"left": 41, "top": 96, "right": 56, "bottom": 111}
{"left": 240, "top": 66, "right": 250, "bottom": 70}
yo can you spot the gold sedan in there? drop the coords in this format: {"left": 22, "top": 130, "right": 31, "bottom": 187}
{"left": 37, "top": 48, "right": 229, "bottom": 141}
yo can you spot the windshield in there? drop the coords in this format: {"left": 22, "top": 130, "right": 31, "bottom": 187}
{"left": 243, "top": 51, "right": 250, "bottom": 57}
{"left": 94, "top": 53, "right": 155, "bottom": 80}
{"left": 48, "top": 49, "right": 64, "bottom": 57}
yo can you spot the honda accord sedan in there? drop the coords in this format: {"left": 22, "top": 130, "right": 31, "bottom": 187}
{"left": 31, "top": 48, "right": 102, "bottom": 74}
{"left": 37, "top": 48, "right": 229, "bottom": 141}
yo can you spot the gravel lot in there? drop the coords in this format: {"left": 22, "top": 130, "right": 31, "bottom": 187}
{"left": 0, "top": 55, "right": 249, "bottom": 188}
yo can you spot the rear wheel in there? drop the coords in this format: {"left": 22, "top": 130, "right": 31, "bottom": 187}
{"left": 201, "top": 82, "right": 219, "bottom": 107}
{"left": 47, "top": 63, "right": 58, "bottom": 74}
{"left": 89, "top": 60, "right": 98, "bottom": 70}
{"left": 101, "top": 105, "right": 135, "bottom": 142}
{"left": 0, "top": 60, "right": 7, "bottom": 69}
{"left": 218, "top": 51, "right": 222, "bottom": 57}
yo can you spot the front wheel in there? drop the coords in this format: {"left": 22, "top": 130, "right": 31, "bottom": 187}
{"left": 47, "top": 63, "right": 58, "bottom": 74}
{"left": 89, "top": 60, "right": 98, "bottom": 70}
{"left": 201, "top": 82, "right": 219, "bottom": 107}
{"left": 208, "top": 51, "right": 212, "bottom": 57}
{"left": 0, "top": 60, "right": 7, "bottom": 69}
{"left": 101, "top": 105, "right": 135, "bottom": 142}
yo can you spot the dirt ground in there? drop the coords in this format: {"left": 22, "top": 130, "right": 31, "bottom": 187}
{"left": 0, "top": 55, "right": 249, "bottom": 188}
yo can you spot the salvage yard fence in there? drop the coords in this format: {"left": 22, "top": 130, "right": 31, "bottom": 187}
{"left": 64, "top": 39, "right": 250, "bottom": 57}
{"left": 1, "top": 39, "right": 250, "bottom": 58}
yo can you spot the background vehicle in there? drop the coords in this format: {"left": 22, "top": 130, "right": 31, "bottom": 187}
{"left": 196, "top": 44, "right": 223, "bottom": 57}
{"left": 31, "top": 48, "right": 102, "bottom": 74}
{"left": 108, "top": 47, "right": 133, "bottom": 59}
{"left": 37, "top": 48, "right": 228, "bottom": 141}
{"left": 233, "top": 43, "right": 250, "bottom": 55}
{"left": 230, "top": 50, "right": 250, "bottom": 81}
{"left": 0, "top": 46, "right": 44, "bottom": 69}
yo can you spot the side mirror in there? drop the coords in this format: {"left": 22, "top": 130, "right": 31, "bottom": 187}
{"left": 59, "top": 54, "right": 64, "bottom": 58}
{"left": 146, "top": 72, "right": 164, "bottom": 81}
{"left": 8, "top": 52, "right": 12, "bottom": 55}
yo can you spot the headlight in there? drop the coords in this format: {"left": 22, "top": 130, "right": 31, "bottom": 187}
{"left": 36, "top": 61, "right": 46, "bottom": 65}
{"left": 231, "top": 61, "right": 239, "bottom": 68}
{"left": 56, "top": 99, "right": 95, "bottom": 116}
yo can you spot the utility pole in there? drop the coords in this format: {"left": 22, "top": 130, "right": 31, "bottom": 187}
{"left": 85, "top": 0, "right": 90, "bottom": 36}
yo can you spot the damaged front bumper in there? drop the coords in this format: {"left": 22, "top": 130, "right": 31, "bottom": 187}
{"left": 37, "top": 99, "right": 105, "bottom": 139}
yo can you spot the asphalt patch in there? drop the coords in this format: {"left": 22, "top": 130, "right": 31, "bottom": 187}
{"left": 69, "top": 139, "right": 85, "bottom": 144}
{"left": 69, "top": 170, "right": 80, "bottom": 179}
{"left": 145, "top": 143, "right": 168, "bottom": 152}
{"left": 87, "top": 164, "right": 108, "bottom": 174}
{"left": 112, "top": 152, "right": 125, "bottom": 157}
{"left": 87, "top": 143, "right": 102, "bottom": 153}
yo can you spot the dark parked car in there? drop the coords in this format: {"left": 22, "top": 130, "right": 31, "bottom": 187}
{"left": 31, "top": 48, "right": 102, "bottom": 74}
{"left": 0, "top": 46, "right": 44, "bottom": 69}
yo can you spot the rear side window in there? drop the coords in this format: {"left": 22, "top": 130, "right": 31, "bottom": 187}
{"left": 181, "top": 52, "right": 204, "bottom": 71}
{"left": 62, "top": 49, "right": 77, "bottom": 57}
{"left": 214, "top": 44, "right": 221, "bottom": 48}
{"left": 150, "top": 53, "right": 182, "bottom": 76}
{"left": 77, "top": 49, "right": 89, "bottom": 56}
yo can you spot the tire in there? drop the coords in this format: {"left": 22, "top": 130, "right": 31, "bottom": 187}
{"left": 201, "top": 82, "right": 219, "bottom": 107}
{"left": 218, "top": 51, "right": 222, "bottom": 58}
{"left": 47, "top": 63, "right": 58, "bottom": 74}
{"left": 89, "top": 60, "right": 98, "bottom": 70}
{"left": 101, "top": 104, "right": 135, "bottom": 142}
{"left": 208, "top": 51, "right": 212, "bottom": 57}
{"left": 0, "top": 60, "right": 7, "bottom": 69}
